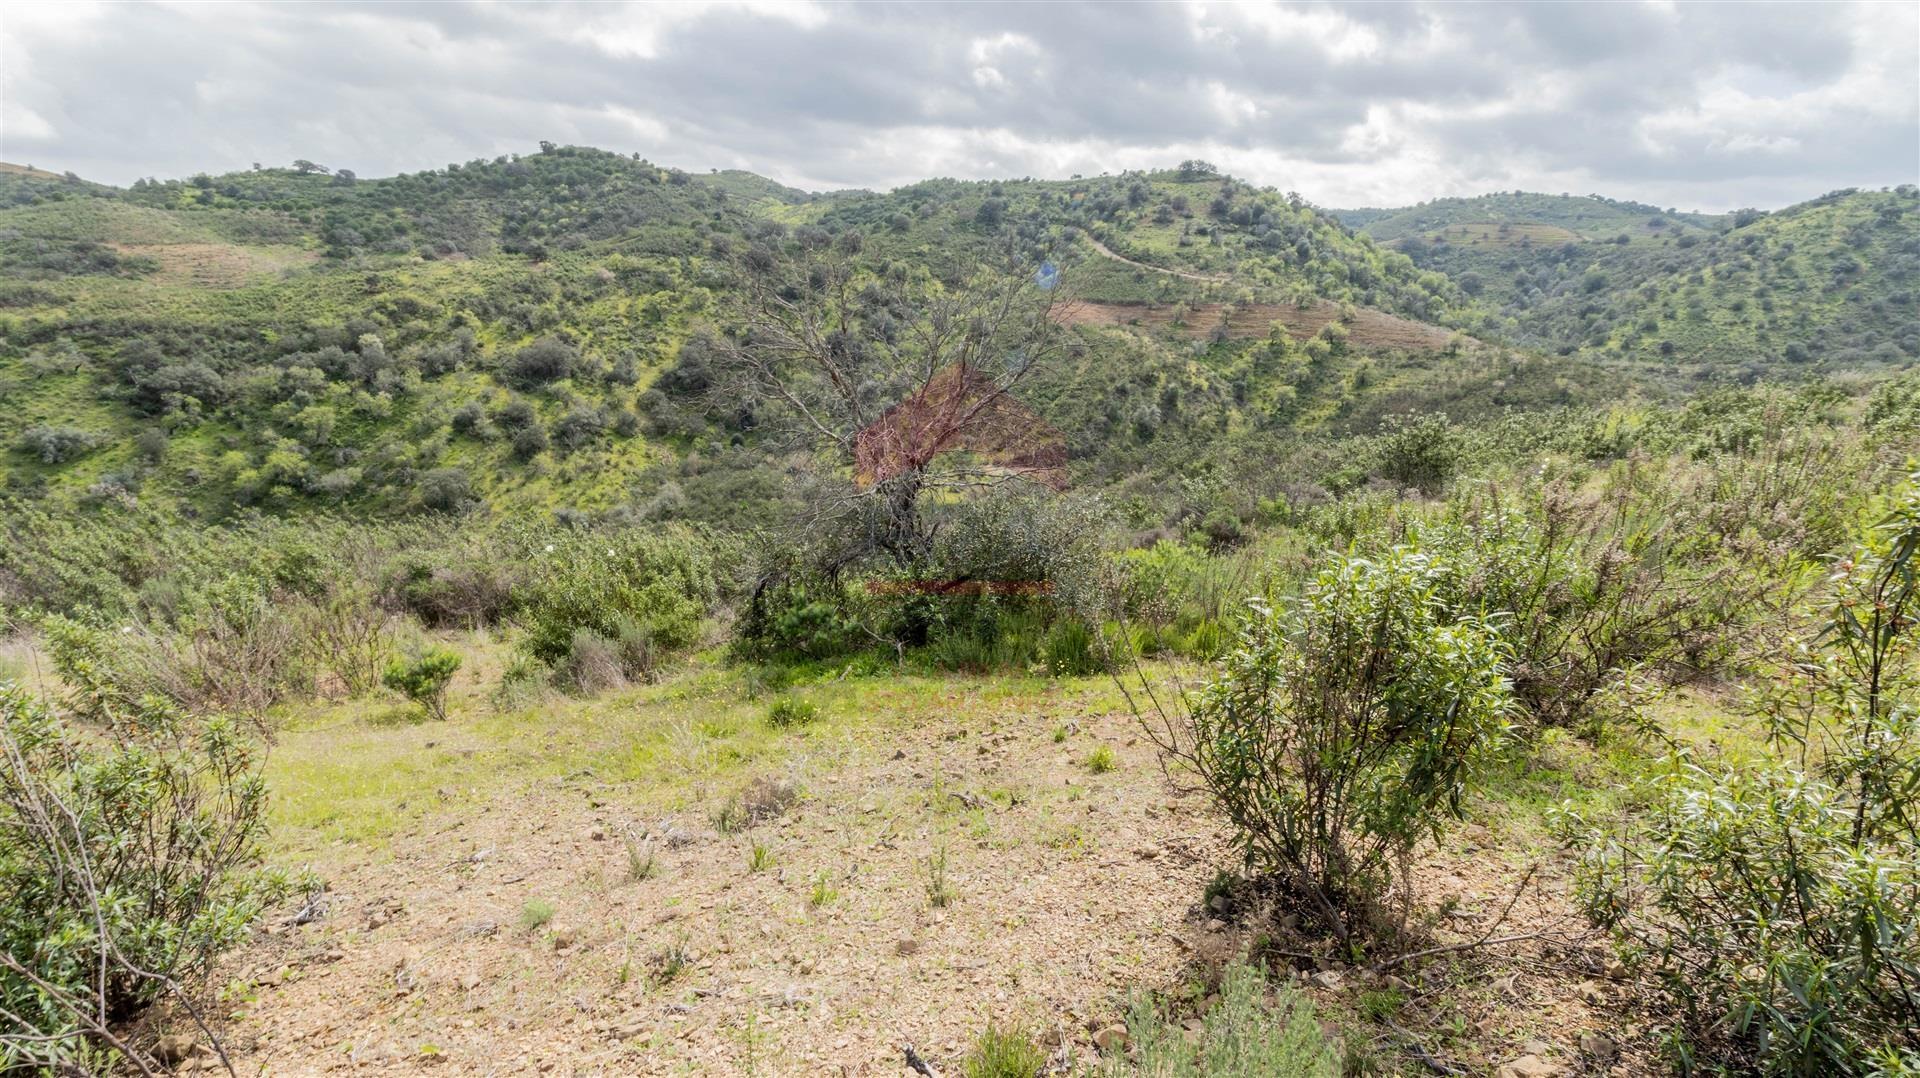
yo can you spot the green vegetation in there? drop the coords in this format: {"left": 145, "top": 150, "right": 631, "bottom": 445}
{"left": 1106, "top": 960, "right": 1340, "bottom": 1076}
{"left": 1, "top": 147, "right": 1917, "bottom": 1075}
{"left": 0, "top": 685, "right": 286, "bottom": 1072}
{"left": 381, "top": 646, "right": 460, "bottom": 721}
{"left": 1355, "top": 187, "right": 1920, "bottom": 371}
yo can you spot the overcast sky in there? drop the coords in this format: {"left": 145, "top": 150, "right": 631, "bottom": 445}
{"left": 2, "top": 1, "right": 1915, "bottom": 211}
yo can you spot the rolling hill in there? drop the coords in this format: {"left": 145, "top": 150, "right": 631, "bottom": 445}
{"left": 0, "top": 149, "right": 1912, "bottom": 525}
{"left": 1346, "top": 187, "right": 1920, "bottom": 370}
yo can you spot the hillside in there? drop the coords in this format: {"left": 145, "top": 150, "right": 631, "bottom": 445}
{"left": 0, "top": 149, "right": 1559, "bottom": 524}
{"left": 1340, "top": 191, "right": 1725, "bottom": 245}
{"left": 3, "top": 150, "right": 1915, "bottom": 527}
{"left": 1347, "top": 187, "right": 1920, "bottom": 370}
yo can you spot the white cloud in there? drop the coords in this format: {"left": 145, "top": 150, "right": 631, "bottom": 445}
{"left": 0, "top": 0, "right": 1910, "bottom": 211}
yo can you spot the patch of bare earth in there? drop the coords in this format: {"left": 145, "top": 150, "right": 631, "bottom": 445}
{"left": 212, "top": 691, "right": 1653, "bottom": 1077}
{"left": 218, "top": 706, "right": 1231, "bottom": 1075}
{"left": 1055, "top": 299, "right": 1461, "bottom": 352}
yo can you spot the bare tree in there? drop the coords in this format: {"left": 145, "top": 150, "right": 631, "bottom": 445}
{"left": 710, "top": 232, "right": 1073, "bottom": 567}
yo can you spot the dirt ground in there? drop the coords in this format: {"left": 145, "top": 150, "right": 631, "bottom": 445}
{"left": 201, "top": 668, "right": 1657, "bottom": 1077}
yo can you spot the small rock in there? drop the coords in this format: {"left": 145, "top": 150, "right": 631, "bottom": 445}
{"left": 1578, "top": 1033, "right": 1617, "bottom": 1061}
{"left": 459, "top": 973, "right": 481, "bottom": 992}
{"left": 366, "top": 910, "right": 390, "bottom": 929}
{"left": 1309, "top": 970, "right": 1344, "bottom": 990}
{"left": 589, "top": 827, "right": 606, "bottom": 841}
{"left": 1604, "top": 957, "right": 1630, "bottom": 980}
{"left": 1575, "top": 980, "right": 1607, "bottom": 1004}
{"left": 1092, "top": 1024, "right": 1129, "bottom": 1053}
{"left": 1206, "top": 894, "right": 1231, "bottom": 914}
{"left": 1204, "top": 918, "right": 1226, "bottom": 933}
{"left": 1133, "top": 846, "right": 1160, "bottom": 860}
{"left": 1496, "top": 1055, "right": 1565, "bottom": 1078}
{"left": 152, "top": 1034, "right": 201, "bottom": 1065}
{"left": 894, "top": 937, "right": 920, "bottom": 957}
{"left": 892, "top": 749, "right": 906, "bottom": 760}
{"left": 548, "top": 923, "right": 577, "bottom": 950}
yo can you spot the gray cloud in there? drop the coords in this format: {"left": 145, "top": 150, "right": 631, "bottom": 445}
{"left": 1, "top": 0, "right": 1913, "bottom": 211}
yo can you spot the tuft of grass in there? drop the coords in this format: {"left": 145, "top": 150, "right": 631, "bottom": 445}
{"left": 715, "top": 775, "right": 800, "bottom": 834}
{"left": 1086, "top": 743, "right": 1117, "bottom": 774}
{"left": 925, "top": 845, "right": 956, "bottom": 908}
{"left": 1102, "top": 960, "right": 1339, "bottom": 1076}
{"left": 625, "top": 837, "right": 657, "bottom": 881}
{"left": 519, "top": 898, "right": 555, "bottom": 931}
{"left": 747, "top": 840, "right": 775, "bottom": 873}
{"left": 649, "top": 934, "right": 691, "bottom": 986}
{"left": 963, "top": 1023, "right": 1048, "bottom": 1078}
{"left": 1358, "top": 986, "right": 1404, "bottom": 1021}
{"left": 1052, "top": 725, "right": 1069, "bottom": 744}
{"left": 809, "top": 869, "right": 838, "bottom": 907}
{"left": 765, "top": 696, "right": 820, "bottom": 728}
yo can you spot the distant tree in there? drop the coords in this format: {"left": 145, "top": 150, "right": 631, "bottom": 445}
{"left": 1177, "top": 159, "right": 1219, "bottom": 181}
{"left": 417, "top": 467, "right": 473, "bottom": 512}
{"left": 505, "top": 336, "right": 578, "bottom": 387}
{"left": 291, "top": 159, "right": 327, "bottom": 174}
{"left": 708, "top": 240, "right": 1068, "bottom": 565}
{"left": 332, "top": 169, "right": 356, "bottom": 185}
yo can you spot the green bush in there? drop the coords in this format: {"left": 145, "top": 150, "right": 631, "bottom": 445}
{"left": 516, "top": 529, "right": 716, "bottom": 683}
{"left": 1153, "top": 547, "right": 1515, "bottom": 953}
{"left": 1, "top": 684, "right": 284, "bottom": 1071}
{"left": 1415, "top": 461, "right": 1809, "bottom": 736}
{"left": 1571, "top": 472, "right": 1920, "bottom": 1074}
{"left": 1104, "top": 960, "right": 1340, "bottom": 1076}
{"left": 382, "top": 646, "right": 461, "bottom": 721}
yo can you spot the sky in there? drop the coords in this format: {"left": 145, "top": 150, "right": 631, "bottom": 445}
{"left": 2, "top": 1, "right": 1915, "bottom": 212}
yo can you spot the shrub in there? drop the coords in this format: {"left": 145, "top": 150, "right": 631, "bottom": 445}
{"left": 417, "top": 467, "right": 473, "bottom": 513}
{"left": 382, "top": 646, "right": 461, "bottom": 721}
{"left": 304, "top": 582, "right": 394, "bottom": 697}
{"left": 1, "top": 684, "right": 283, "bottom": 1070}
{"left": 1104, "top": 960, "right": 1340, "bottom": 1076}
{"left": 40, "top": 578, "right": 312, "bottom": 726}
{"left": 517, "top": 530, "right": 716, "bottom": 682}
{"left": 1571, "top": 472, "right": 1920, "bottom": 1074}
{"left": 1373, "top": 412, "right": 1460, "bottom": 493}
{"left": 1146, "top": 547, "right": 1514, "bottom": 953}
{"left": 1419, "top": 464, "right": 1808, "bottom": 736}
{"left": 556, "top": 628, "right": 626, "bottom": 695}
{"left": 510, "top": 423, "right": 550, "bottom": 460}
{"left": 504, "top": 335, "right": 578, "bottom": 387}
{"left": 17, "top": 425, "right": 105, "bottom": 465}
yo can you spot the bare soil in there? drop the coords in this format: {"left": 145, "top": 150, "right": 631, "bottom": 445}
{"left": 209, "top": 681, "right": 1655, "bottom": 1077}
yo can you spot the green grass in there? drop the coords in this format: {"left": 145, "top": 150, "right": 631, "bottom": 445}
{"left": 263, "top": 639, "right": 1124, "bottom": 852}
